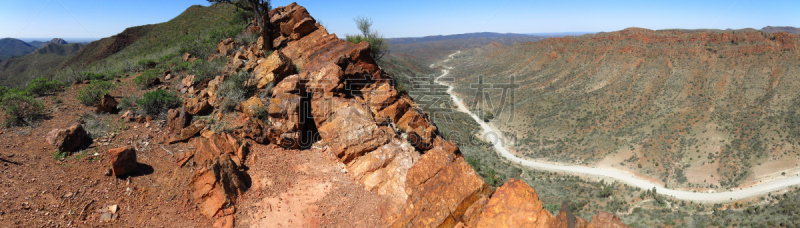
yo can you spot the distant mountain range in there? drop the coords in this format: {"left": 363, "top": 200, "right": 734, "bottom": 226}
{"left": 0, "top": 38, "right": 38, "bottom": 61}
{"left": 0, "top": 38, "right": 85, "bottom": 86}
{"left": 762, "top": 26, "right": 800, "bottom": 34}
{"left": 388, "top": 32, "right": 551, "bottom": 45}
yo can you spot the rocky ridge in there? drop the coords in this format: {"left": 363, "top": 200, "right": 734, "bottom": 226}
{"left": 155, "top": 2, "right": 629, "bottom": 227}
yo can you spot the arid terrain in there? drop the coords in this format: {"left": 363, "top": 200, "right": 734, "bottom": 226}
{"left": 445, "top": 28, "right": 800, "bottom": 191}
{"left": 0, "top": 2, "right": 630, "bottom": 228}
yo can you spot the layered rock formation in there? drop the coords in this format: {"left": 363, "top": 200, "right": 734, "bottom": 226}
{"left": 167, "top": 2, "right": 629, "bottom": 227}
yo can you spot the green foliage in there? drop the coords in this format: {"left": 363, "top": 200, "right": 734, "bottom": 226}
{"left": 138, "top": 59, "right": 157, "bottom": 69}
{"left": 1, "top": 92, "right": 47, "bottom": 127}
{"left": 26, "top": 77, "right": 63, "bottom": 96}
{"left": 117, "top": 95, "right": 140, "bottom": 112}
{"left": 133, "top": 69, "right": 161, "bottom": 89}
{"left": 172, "top": 61, "right": 195, "bottom": 72}
{"left": 137, "top": 89, "right": 180, "bottom": 116}
{"left": 76, "top": 81, "right": 115, "bottom": 106}
{"left": 217, "top": 71, "right": 255, "bottom": 112}
{"left": 190, "top": 58, "right": 227, "bottom": 83}
{"left": 82, "top": 71, "right": 114, "bottom": 81}
{"left": 345, "top": 16, "right": 389, "bottom": 63}
{"left": 52, "top": 150, "right": 69, "bottom": 160}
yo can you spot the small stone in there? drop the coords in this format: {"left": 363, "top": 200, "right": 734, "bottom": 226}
{"left": 62, "top": 192, "right": 73, "bottom": 198}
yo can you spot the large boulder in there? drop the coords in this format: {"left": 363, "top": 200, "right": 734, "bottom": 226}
{"left": 396, "top": 108, "right": 438, "bottom": 151}
{"left": 269, "top": 3, "right": 318, "bottom": 41}
{"left": 46, "top": 123, "right": 87, "bottom": 152}
{"left": 391, "top": 157, "right": 490, "bottom": 227}
{"left": 254, "top": 51, "right": 294, "bottom": 89}
{"left": 266, "top": 75, "right": 304, "bottom": 148}
{"left": 317, "top": 100, "right": 393, "bottom": 163}
{"left": 184, "top": 98, "right": 212, "bottom": 115}
{"left": 167, "top": 108, "right": 191, "bottom": 135}
{"left": 190, "top": 135, "right": 248, "bottom": 218}
{"left": 472, "top": 179, "right": 553, "bottom": 228}
{"left": 239, "top": 97, "right": 266, "bottom": 118}
{"left": 96, "top": 94, "right": 118, "bottom": 113}
{"left": 218, "top": 38, "right": 234, "bottom": 56}
{"left": 107, "top": 146, "right": 138, "bottom": 176}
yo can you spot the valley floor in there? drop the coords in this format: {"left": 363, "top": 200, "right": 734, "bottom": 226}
{"left": 434, "top": 51, "right": 800, "bottom": 203}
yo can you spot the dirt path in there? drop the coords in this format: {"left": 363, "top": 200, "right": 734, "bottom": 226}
{"left": 435, "top": 51, "right": 800, "bottom": 203}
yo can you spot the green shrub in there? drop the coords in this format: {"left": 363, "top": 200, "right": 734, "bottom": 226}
{"left": 77, "top": 81, "right": 115, "bottom": 106}
{"left": 172, "top": 61, "right": 195, "bottom": 72}
{"left": 117, "top": 95, "right": 140, "bottom": 111}
{"left": 137, "top": 89, "right": 180, "bottom": 116}
{"left": 1, "top": 92, "right": 47, "bottom": 127}
{"left": 190, "top": 58, "right": 226, "bottom": 83}
{"left": 0, "top": 86, "right": 9, "bottom": 98}
{"left": 217, "top": 71, "right": 254, "bottom": 112}
{"left": 27, "top": 77, "right": 64, "bottom": 96}
{"left": 83, "top": 72, "right": 114, "bottom": 81}
{"left": 344, "top": 17, "right": 389, "bottom": 63}
{"left": 133, "top": 69, "right": 161, "bottom": 89}
{"left": 138, "top": 59, "right": 157, "bottom": 69}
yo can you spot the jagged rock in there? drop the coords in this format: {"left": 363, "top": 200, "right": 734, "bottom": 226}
{"left": 396, "top": 108, "right": 437, "bottom": 150}
{"left": 171, "top": 121, "right": 206, "bottom": 143}
{"left": 346, "top": 139, "right": 419, "bottom": 210}
{"left": 266, "top": 75, "right": 304, "bottom": 148}
{"left": 184, "top": 98, "right": 212, "bottom": 115}
{"left": 218, "top": 38, "right": 234, "bottom": 55}
{"left": 392, "top": 157, "right": 490, "bottom": 227}
{"left": 120, "top": 110, "right": 138, "bottom": 122}
{"left": 46, "top": 123, "right": 87, "bottom": 152}
{"left": 167, "top": 108, "right": 191, "bottom": 135}
{"left": 318, "top": 100, "right": 393, "bottom": 163}
{"left": 107, "top": 146, "right": 138, "bottom": 176}
{"left": 254, "top": 51, "right": 294, "bottom": 89}
{"left": 239, "top": 97, "right": 266, "bottom": 118}
{"left": 270, "top": 3, "right": 317, "bottom": 41}
{"left": 96, "top": 94, "right": 118, "bottom": 113}
{"left": 235, "top": 118, "right": 269, "bottom": 144}
{"left": 190, "top": 147, "right": 247, "bottom": 218}
{"left": 472, "top": 179, "right": 553, "bottom": 228}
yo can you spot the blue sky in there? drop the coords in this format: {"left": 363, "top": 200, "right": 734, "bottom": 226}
{"left": 1, "top": 0, "right": 798, "bottom": 40}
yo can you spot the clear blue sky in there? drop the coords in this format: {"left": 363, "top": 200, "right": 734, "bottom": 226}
{"left": 1, "top": 0, "right": 798, "bottom": 40}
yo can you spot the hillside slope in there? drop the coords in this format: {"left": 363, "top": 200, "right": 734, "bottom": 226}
{"left": 59, "top": 4, "right": 241, "bottom": 74}
{"left": 0, "top": 43, "right": 85, "bottom": 86}
{"left": 447, "top": 27, "right": 800, "bottom": 189}
{"left": 0, "top": 38, "right": 37, "bottom": 61}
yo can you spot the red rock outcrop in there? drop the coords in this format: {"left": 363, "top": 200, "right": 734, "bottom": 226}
{"left": 189, "top": 2, "right": 632, "bottom": 227}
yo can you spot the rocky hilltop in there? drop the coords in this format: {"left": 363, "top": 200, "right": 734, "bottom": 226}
{"left": 173, "top": 3, "right": 628, "bottom": 227}
{"left": 0, "top": 2, "right": 628, "bottom": 227}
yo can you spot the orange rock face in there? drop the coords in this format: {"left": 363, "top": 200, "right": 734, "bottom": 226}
{"left": 472, "top": 179, "right": 553, "bottom": 228}
{"left": 193, "top": 2, "right": 634, "bottom": 227}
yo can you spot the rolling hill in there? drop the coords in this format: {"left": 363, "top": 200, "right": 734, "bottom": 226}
{"left": 446, "top": 27, "right": 800, "bottom": 189}
{"left": 0, "top": 42, "right": 85, "bottom": 86}
{"left": 0, "top": 38, "right": 37, "bottom": 61}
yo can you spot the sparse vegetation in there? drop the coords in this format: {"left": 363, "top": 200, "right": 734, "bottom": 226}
{"left": 26, "top": 77, "right": 64, "bottom": 96}
{"left": 133, "top": 69, "right": 161, "bottom": 89}
{"left": 76, "top": 81, "right": 115, "bottom": 106}
{"left": 217, "top": 71, "right": 255, "bottom": 112}
{"left": 1, "top": 91, "right": 48, "bottom": 127}
{"left": 345, "top": 16, "right": 389, "bottom": 63}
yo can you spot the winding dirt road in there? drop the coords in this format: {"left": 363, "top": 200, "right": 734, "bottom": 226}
{"left": 434, "top": 51, "right": 800, "bottom": 203}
